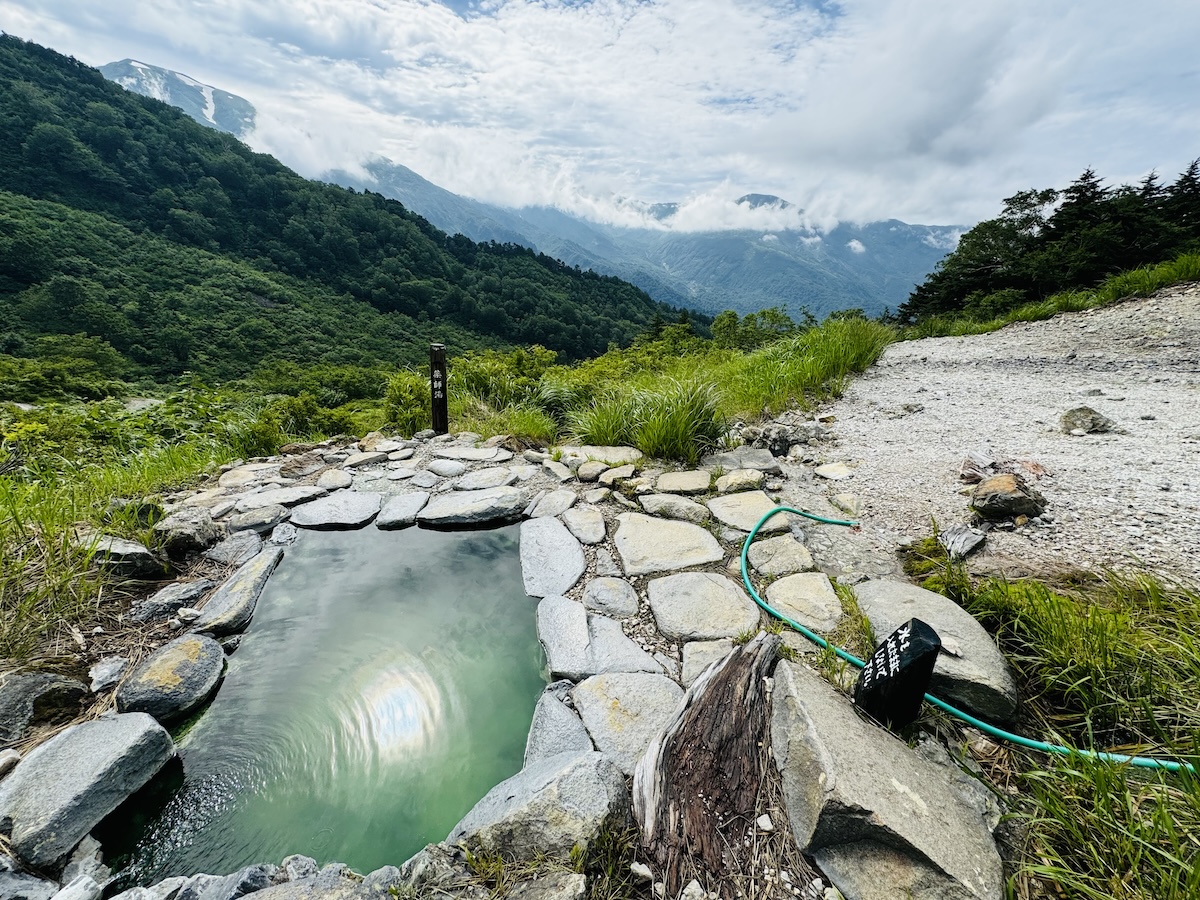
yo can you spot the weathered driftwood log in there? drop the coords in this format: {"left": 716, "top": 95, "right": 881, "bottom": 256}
{"left": 633, "top": 633, "right": 780, "bottom": 896}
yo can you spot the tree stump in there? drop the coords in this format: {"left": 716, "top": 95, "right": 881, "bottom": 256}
{"left": 633, "top": 633, "right": 780, "bottom": 897}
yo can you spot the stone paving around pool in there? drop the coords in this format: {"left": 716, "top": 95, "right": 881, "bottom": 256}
{"left": 0, "top": 428, "right": 1017, "bottom": 900}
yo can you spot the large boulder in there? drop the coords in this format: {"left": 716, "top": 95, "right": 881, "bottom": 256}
{"left": 613, "top": 514, "right": 723, "bottom": 576}
{"left": 191, "top": 546, "right": 284, "bottom": 637}
{"left": 115, "top": 635, "right": 225, "bottom": 723}
{"left": 572, "top": 673, "right": 683, "bottom": 775}
{"left": 447, "top": 751, "right": 629, "bottom": 857}
{"left": 771, "top": 662, "right": 1003, "bottom": 900}
{"left": 0, "top": 713, "right": 174, "bottom": 869}
{"left": 0, "top": 673, "right": 87, "bottom": 749}
{"left": 417, "top": 487, "right": 525, "bottom": 528}
{"left": 520, "top": 518, "right": 585, "bottom": 598}
{"left": 852, "top": 580, "right": 1019, "bottom": 722}
{"left": 646, "top": 573, "right": 760, "bottom": 641}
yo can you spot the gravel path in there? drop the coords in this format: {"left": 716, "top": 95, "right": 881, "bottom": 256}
{"left": 819, "top": 283, "right": 1200, "bottom": 583}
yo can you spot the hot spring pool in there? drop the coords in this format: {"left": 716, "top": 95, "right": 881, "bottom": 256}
{"left": 110, "top": 524, "right": 544, "bottom": 881}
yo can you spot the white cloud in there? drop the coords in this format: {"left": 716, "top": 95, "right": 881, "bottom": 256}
{"left": 761, "top": 233, "right": 779, "bottom": 242}
{"left": 846, "top": 239, "right": 866, "bottom": 254}
{"left": 7, "top": 0, "right": 1200, "bottom": 230}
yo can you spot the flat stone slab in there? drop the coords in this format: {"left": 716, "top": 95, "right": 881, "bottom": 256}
{"left": 542, "top": 460, "right": 573, "bottom": 481}
{"left": 0, "top": 713, "right": 174, "bottom": 868}
{"left": 316, "top": 469, "right": 353, "bottom": 490}
{"left": 530, "top": 489, "right": 576, "bottom": 518}
{"left": 226, "top": 505, "right": 289, "bottom": 535}
{"left": 537, "top": 597, "right": 660, "bottom": 680}
{"left": 90, "top": 536, "right": 167, "bottom": 579}
{"left": 559, "top": 445, "right": 644, "bottom": 465}
{"left": 130, "top": 580, "right": 213, "bottom": 623}
{"left": 235, "top": 486, "right": 326, "bottom": 512}
{"left": 681, "top": 639, "right": 734, "bottom": 686}
{"left": 705, "top": 491, "right": 791, "bottom": 533}
{"left": 115, "top": 635, "right": 225, "bottom": 723}
{"left": 427, "top": 459, "right": 467, "bottom": 477}
{"left": 701, "top": 447, "right": 782, "bottom": 474}
{"left": 290, "top": 492, "right": 383, "bottom": 529}
{"left": 582, "top": 577, "right": 639, "bottom": 617}
{"left": 0, "top": 673, "right": 86, "bottom": 748}
{"left": 376, "top": 493, "right": 430, "bottom": 530}
{"left": 218, "top": 463, "right": 281, "bottom": 489}
{"left": 646, "top": 572, "right": 761, "bottom": 641}
{"left": 448, "top": 751, "right": 628, "bottom": 857}
{"left": 524, "top": 690, "right": 594, "bottom": 766}
{"left": 614, "top": 513, "right": 723, "bottom": 576}
{"left": 418, "top": 486, "right": 525, "bottom": 528}
{"left": 587, "top": 615, "right": 662, "bottom": 678}
{"left": 814, "top": 462, "right": 853, "bottom": 480}
{"left": 521, "top": 518, "right": 585, "bottom": 598}
{"left": 561, "top": 506, "right": 605, "bottom": 544}
{"left": 203, "top": 531, "right": 262, "bottom": 566}
{"left": 639, "top": 494, "right": 710, "bottom": 524}
{"left": 344, "top": 451, "right": 388, "bottom": 468}
{"left": 771, "top": 662, "right": 1004, "bottom": 900}
{"left": 715, "top": 469, "right": 766, "bottom": 493}
{"left": 597, "top": 464, "right": 635, "bottom": 486}
{"left": 852, "top": 580, "right": 1019, "bottom": 722}
{"left": 573, "top": 673, "right": 684, "bottom": 775}
{"left": 576, "top": 461, "right": 609, "bottom": 483}
{"left": 765, "top": 573, "right": 843, "bottom": 632}
{"left": 747, "top": 534, "right": 814, "bottom": 575}
{"left": 432, "top": 446, "right": 512, "bottom": 462}
{"left": 192, "top": 546, "right": 284, "bottom": 636}
{"left": 456, "top": 468, "right": 516, "bottom": 491}
{"left": 654, "top": 470, "right": 712, "bottom": 494}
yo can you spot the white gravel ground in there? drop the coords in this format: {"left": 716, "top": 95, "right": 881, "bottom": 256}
{"left": 818, "top": 283, "right": 1200, "bottom": 583}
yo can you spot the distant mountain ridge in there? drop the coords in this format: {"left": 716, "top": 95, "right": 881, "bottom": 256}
{"left": 102, "top": 58, "right": 959, "bottom": 319}
{"left": 100, "top": 59, "right": 256, "bottom": 138}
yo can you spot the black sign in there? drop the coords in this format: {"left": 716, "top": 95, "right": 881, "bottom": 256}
{"left": 430, "top": 343, "right": 449, "bottom": 435}
{"left": 853, "top": 618, "right": 941, "bottom": 732}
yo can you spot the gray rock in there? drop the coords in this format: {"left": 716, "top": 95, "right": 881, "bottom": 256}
{"left": 772, "top": 662, "right": 1003, "bottom": 900}
{"left": 203, "top": 531, "right": 263, "bottom": 566}
{"left": 970, "top": 474, "right": 1046, "bottom": 521}
{"left": 218, "top": 463, "right": 281, "bottom": 489}
{"left": 537, "top": 597, "right": 660, "bottom": 681}
{"left": 394, "top": 844, "right": 484, "bottom": 899}
{"left": 576, "top": 461, "right": 609, "bottom": 483}
{"left": 388, "top": 448, "right": 415, "bottom": 461}
{"left": 447, "top": 751, "right": 629, "bottom": 857}
{"left": 646, "top": 573, "right": 760, "bottom": 641}
{"left": 701, "top": 447, "right": 782, "bottom": 474}
{"left": 0, "top": 750, "right": 21, "bottom": 779}
{"left": 115, "top": 634, "right": 225, "bottom": 723}
{"left": 510, "top": 465, "right": 541, "bottom": 482}
{"left": 1060, "top": 406, "right": 1116, "bottom": 434}
{"left": 88, "top": 657, "right": 128, "bottom": 693}
{"left": 597, "top": 464, "right": 635, "bottom": 486}
{"left": 521, "top": 518, "right": 585, "bottom": 598}
{"left": 938, "top": 524, "right": 986, "bottom": 560}
{"left": 582, "top": 577, "right": 639, "bottom": 617}
{"left": 60, "top": 836, "right": 110, "bottom": 888}
{"left": 714, "top": 469, "right": 766, "bottom": 493}
{"left": 131, "top": 580, "right": 216, "bottom": 623}
{"left": 280, "top": 857, "right": 319, "bottom": 882}
{"left": 852, "top": 580, "right": 1019, "bottom": 722}
{"left": 681, "top": 639, "right": 734, "bottom": 687}
{"left": 0, "top": 672, "right": 87, "bottom": 748}
{"left": 192, "top": 547, "right": 284, "bottom": 637}
{"left": 49, "top": 876, "right": 101, "bottom": 900}
{"left": 705, "top": 491, "right": 791, "bottom": 533}
{"left": 586, "top": 616, "right": 662, "bottom": 678}
{"left": 386, "top": 468, "right": 417, "bottom": 481}
{"left": 508, "top": 874, "right": 587, "bottom": 900}
{"left": 573, "top": 673, "right": 684, "bottom": 775}
{"left": 89, "top": 536, "right": 167, "bottom": 579}
{"left": 831, "top": 493, "right": 863, "bottom": 516}
{"left": 432, "top": 446, "right": 512, "bottom": 462}
{"left": 804, "top": 523, "right": 901, "bottom": 583}
{"left": 765, "top": 573, "right": 843, "bottom": 632}
{"left": 583, "top": 488, "right": 610, "bottom": 504}
{"left": 427, "top": 459, "right": 467, "bottom": 478}
{"left": 175, "top": 865, "right": 276, "bottom": 900}
{"left": 226, "top": 505, "right": 290, "bottom": 535}
{"left": 152, "top": 508, "right": 221, "bottom": 557}
{"left": 0, "top": 673, "right": 87, "bottom": 748}
{"left": 0, "top": 863, "right": 58, "bottom": 900}
{"left": 344, "top": 451, "right": 388, "bottom": 468}
{"left": 268, "top": 523, "right": 299, "bottom": 545}
{"left": 456, "top": 468, "right": 516, "bottom": 491}
{"left": 654, "top": 471, "right": 712, "bottom": 494}
{"left": 638, "top": 494, "right": 710, "bottom": 524}
{"left": 565, "top": 445, "right": 643, "bottom": 465}
{"left": 0, "top": 713, "right": 174, "bottom": 868}
{"left": 524, "top": 692, "right": 594, "bottom": 766}
{"left": 234, "top": 486, "right": 325, "bottom": 513}
{"left": 418, "top": 487, "right": 525, "bottom": 528}
{"left": 747, "top": 535, "right": 814, "bottom": 576}
{"left": 375, "top": 493, "right": 430, "bottom": 530}
{"left": 105, "top": 877, "right": 189, "bottom": 900}
{"left": 542, "top": 460, "right": 573, "bottom": 482}
{"left": 594, "top": 549, "right": 621, "bottom": 577}
{"left": 316, "top": 470, "right": 353, "bottom": 490}
{"left": 530, "top": 490, "right": 577, "bottom": 518}
{"left": 359, "top": 867, "right": 400, "bottom": 895}
{"left": 560, "top": 506, "right": 605, "bottom": 544}
{"left": 613, "top": 514, "right": 723, "bottom": 576}
{"left": 290, "top": 492, "right": 382, "bottom": 529}
{"left": 813, "top": 462, "right": 853, "bottom": 480}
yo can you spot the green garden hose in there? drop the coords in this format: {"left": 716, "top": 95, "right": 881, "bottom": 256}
{"left": 740, "top": 506, "right": 1196, "bottom": 774}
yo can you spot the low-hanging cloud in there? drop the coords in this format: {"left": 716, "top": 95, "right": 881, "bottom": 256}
{"left": 7, "top": 0, "right": 1200, "bottom": 231}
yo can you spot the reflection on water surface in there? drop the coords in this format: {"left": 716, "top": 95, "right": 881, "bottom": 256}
{"left": 112, "top": 525, "right": 542, "bottom": 881}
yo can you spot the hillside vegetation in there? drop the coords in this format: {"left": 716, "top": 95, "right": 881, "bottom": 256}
{"left": 0, "top": 35, "right": 688, "bottom": 394}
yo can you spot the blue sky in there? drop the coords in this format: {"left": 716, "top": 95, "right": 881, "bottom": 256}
{"left": 5, "top": 0, "right": 1200, "bottom": 231}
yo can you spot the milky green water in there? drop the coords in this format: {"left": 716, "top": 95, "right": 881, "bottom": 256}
{"left": 114, "top": 525, "right": 543, "bottom": 880}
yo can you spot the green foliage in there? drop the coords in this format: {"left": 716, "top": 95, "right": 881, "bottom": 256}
{"left": 383, "top": 370, "right": 431, "bottom": 437}
{"left": 711, "top": 305, "right": 809, "bottom": 350}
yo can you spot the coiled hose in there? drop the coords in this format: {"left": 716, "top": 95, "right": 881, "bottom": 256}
{"left": 740, "top": 505, "right": 1196, "bottom": 774}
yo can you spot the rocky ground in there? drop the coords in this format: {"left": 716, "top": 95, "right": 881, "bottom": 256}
{"left": 818, "top": 283, "right": 1200, "bottom": 583}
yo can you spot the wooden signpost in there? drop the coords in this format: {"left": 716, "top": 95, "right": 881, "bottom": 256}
{"left": 430, "top": 343, "right": 448, "bottom": 435}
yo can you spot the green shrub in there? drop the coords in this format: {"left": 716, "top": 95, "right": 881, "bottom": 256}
{"left": 383, "top": 370, "right": 430, "bottom": 437}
